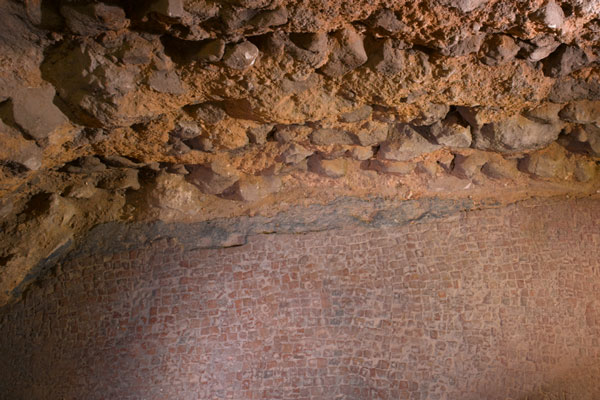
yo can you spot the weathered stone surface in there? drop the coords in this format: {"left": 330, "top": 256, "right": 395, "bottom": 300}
{"left": 349, "top": 121, "right": 389, "bottom": 146}
{"left": 348, "top": 145, "right": 374, "bottom": 160}
{"left": 424, "top": 113, "right": 472, "bottom": 148}
{"left": 443, "top": 33, "right": 485, "bottom": 57}
{"left": 310, "top": 128, "right": 353, "bottom": 145}
{"left": 226, "top": 174, "right": 282, "bottom": 201}
{"left": 532, "top": 0, "right": 564, "bottom": 30}
{"left": 543, "top": 45, "right": 589, "bottom": 77}
{"left": 308, "top": 155, "right": 348, "bottom": 177}
{"left": 286, "top": 32, "right": 330, "bottom": 68}
{"left": 518, "top": 144, "right": 570, "bottom": 178}
{"left": 10, "top": 87, "right": 68, "bottom": 142}
{"left": 339, "top": 105, "right": 372, "bottom": 123}
{"left": 319, "top": 27, "right": 367, "bottom": 77}
{"left": 452, "top": 152, "right": 488, "bottom": 178}
{"left": 377, "top": 124, "right": 440, "bottom": 161}
{"left": 187, "top": 102, "right": 226, "bottom": 125}
{"left": 247, "top": 124, "right": 274, "bottom": 144}
{"left": 192, "top": 39, "right": 226, "bottom": 62}
{"left": 368, "top": 38, "right": 407, "bottom": 76}
{"left": 479, "top": 35, "right": 520, "bottom": 66}
{"left": 462, "top": 109, "right": 564, "bottom": 152}
{"left": 148, "top": 0, "right": 184, "bottom": 18}
{"left": 281, "top": 143, "right": 313, "bottom": 164}
{"left": 186, "top": 160, "right": 240, "bottom": 195}
{"left": 147, "top": 70, "right": 185, "bottom": 94}
{"left": 559, "top": 101, "right": 600, "bottom": 125}
{"left": 368, "top": 159, "right": 414, "bottom": 175}
{"left": 60, "top": 3, "right": 128, "bottom": 36}
{"left": 446, "top": 0, "right": 489, "bottom": 13}
{"left": 223, "top": 41, "right": 259, "bottom": 70}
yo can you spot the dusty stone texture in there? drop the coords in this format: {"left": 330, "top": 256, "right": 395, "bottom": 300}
{"left": 2, "top": 198, "right": 600, "bottom": 399}
{"left": 1, "top": 0, "right": 600, "bottom": 304}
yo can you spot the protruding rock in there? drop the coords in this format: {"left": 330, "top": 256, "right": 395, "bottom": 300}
{"left": 520, "top": 35, "right": 560, "bottom": 62}
{"left": 65, "top": 156, "right": 107, "bottom": 174}
{"left": 250, "top": 7, "right": 288, "bottom": 28}
{"left": 227, "top": 175, "right": 282, "bottom": 201}
{"left": 574, "top": 159, "right": 598, "bottom": 182}
{"left": 348, "top": 146, "right": 374, "bottom": 161}
{"left": 448, "top": 0, "right": 489, "bottom": 13}
{"left": 452, "top": 153, "right": 487, "bottom": 178}
{"left": 274, "top": 125, "right": 312, "bottom": 143}
{"left": 149, "top": 0, "right": 184, "bottom": 18}
{"left": 377, "top": 124, "right": 440, "bottom": 161}
{"left": 412, "top": 103, "right": 450, "bottom": 126}
{"left": 281, "top": 143, "right": 313, "bottom": 164}
{"left": 148, "top": 70, "right": 185, "bottom": 94}
{"left": 10, "top": 87, "right": 69, "bottom": 142}
{"left": 368, "top": 159, "right": 414, "bottom": 175}
{"left": 172, "top": 121, "right": 202, "bottom": 140}
{"left": 425, "top": 114, "right": 472, "bottom": 148}
{"left": 350, "top": 121, "right": 389, "bottom": 146}
{"left": 543, "top": 45, "right": 589, "bottom": 77}
{"left": 443, "top": 33, "right": 486, "bottom": 57}
{"left": 319, "top": 27, "right": 368, "bottom": 77}
{"left": 518, "top": 144, "right": 570, "bottom": 179}
{"left": 522, "top": 102, "right": 563, "bottom": 124}
{"left": 461, "top": 109, "right": 563, "bottom": 152}
{"left": 187, "top": 103, "right": 227, "bottom": 125}
{"left": 369, "top": 38, "right": 406, "bottom": 76}
{"left": 559, "top": 101, "right": 600, "bottom": 125}
{"left": 287, "top": 32, "right": 330, "bottom": 68}
{"left": 339, "top": 105, "right": 372, "bottom": 123}
{"left": 193, "top": 39, "right": 226, "bottom": 62}
{"left": 60, "top": 3, "right": 128, "bottom": 36}
{"left": 559, "top": 124, "right": 600, "bottom": 157}
{"left": 308, "top": 155, "right": 348, "bottom": 178}
{"left": 368, "top": 9, "right": 405, "bottom": 33}
{"left": 480, "top": 35, "right": 520, "bottom": 66}
{"left": 247, "top": 124, "right": 274, "bottom": 145}
{"left": 186, "top": 160, "right": 240, "bottom": 195}
{"left": 223, "top": 41, "right": 259, "bottom": 70}
{"left": 99, "top": 169, "right": 140, "bottom": 191}
{"left": 310, "top": 128, "right": 353, "bottom": 146}
{"left": 533, "top": 0, "right": 564, "bottom": 30}
{"left": 481, "top": 158, "right": 521, "bottom": 180}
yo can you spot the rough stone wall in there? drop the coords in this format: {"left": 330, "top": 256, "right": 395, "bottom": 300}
{"left": 1, "top": 197, "right": 600, "bottom": 399}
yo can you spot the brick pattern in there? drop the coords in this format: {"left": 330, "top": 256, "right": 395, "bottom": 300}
{"left": 1, "top": 199, "right": 600, "bottom": 399}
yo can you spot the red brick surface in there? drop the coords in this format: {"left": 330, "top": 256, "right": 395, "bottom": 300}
{"left": 1, "top": 199, "right": 600, "bottom": 399}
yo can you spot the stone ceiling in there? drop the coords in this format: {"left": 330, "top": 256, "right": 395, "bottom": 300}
{"left": 0, "top": 0, "right": 599, "bottom": 305}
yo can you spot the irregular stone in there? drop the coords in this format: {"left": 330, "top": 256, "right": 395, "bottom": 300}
{"left": 149, "top": 0, "right": 185, "bottom": 18}
{"left": 319, "top": 26, "right": 367, "bottom": 77}
{"left": 463, "top": 109, "right": 564, "bottom": 152}
{"left": 559, "top": 124, "right": 600, "bottom": 157}
{"left": 147, "top": 70, "right": 185, "bottom": 94}
{"left": 447, "top": 0, "right": 489, "bottom": 12}
{"left": 172, "top": 121, "right": 202, "bottom": 141}
{"left": 348, "top": 146, "right": 374, "bottom": 161}
{"left": 310, "top": 128, "right": 353, "bottom": 146}
{"left": 377, "top": 124, "right": 440, "bottom": 161}
{"left": 574, "top": 159, "right": 597, "bottom": 182}
{"left": 425, "top": 114, "right": 472, "bottom": 148}
{"left": 518, "top": 144, "right": 570, "bottom": 178}
{"left": 169, "top": 137, "right": 191, "bottom": 155}
{"left": 63, "top": 182, "right": 102, "bottom": 199}
{"left": 481, "top": 158, "right": 521, "bottom": 179}
{"left": 452, "top": 153, "right": 488, "bottom": 178}
{"left": 116, "top": 34, "right": 154, "bottom": 65}
{"left": 308, "top": 155, "right": 348, "bottom": 178}
{"left": 0, "top": 121, "right": 43, "bottom": 171}
{"left": 559, "top": 101, "right": 600, "bottom": 125}
{"left": 368, "top": 9, "right": 405, "bottom": 33}
{"left": 99, "top": 169, "right": 140, "bottom": 191}
{"left": 520, "top": 35, "right": 560, "bottom": 62}
{"left": 186, "top": 160, "right": 240, "bottom": 195}
{"left": 247, "top": 124, "right": 274, "bottom": 145}
{"left": 274, "top": 125, "right": 312, "bottom": 143}
{"left": 101, "top": 155, "right": 144, "bottom": 169}
{"left": 281, "top": 143, "right": 313, "bottom": 164}
{"left": 187, "top": 103, "right": 227, "bottom": 125}
{"left": 185, "top": 136, "right": 214, "bottom": 152}
{"left": 223, "top": 41, "right": 259, "bottom": 70}
{"left": 543, "top": 45, "right": 589, "bottom": 77}
{"left": 368, "top": 159, "right": 414, "bottom": 175}
{"left": 532, "top": 0, "right": 564, "bottom": 30}
{"left": 443, "top": 33, "right": 486, "bottom": 57}
{"left": 287, "top": 32, "right": 330, "bottom": 68}
{"left": 549, "top": 77, "right": 600, "bottom": 102}
{"left": 193, "top": 39, "right": 226, "bottom": 63}
{"left": 412, "top": 103, "right": 450, "bottom": 126}
{"left": 250, "top": 7, "right": 288, "bottom": 28}
{"left": 522, "top": 102, "right": 563, "bottom": 124}
{"left": 350, "top": 121, "right": 389, "bottom": 146}
{"left": 60, "top": 3, "right": 128, "bottom": 36}
{"left": 10, "top": 86, "right": 68, "bottom": 142}
{"left": 368, "top": 38, "right": 406, "bottom": 76}
{"left": 339, "top": 105, "right": 372, "bottom": 123}
{"left": 66, "top": 156, "right": 107, "bottom": 174}
{"left": 227, "top": 175, "right": 282, "bottom": 201}
{"left": 479, "top": 35, "right": 520, "bottom": 66}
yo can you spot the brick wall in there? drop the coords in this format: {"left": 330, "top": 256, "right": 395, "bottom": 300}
{"left": 1, "top": 198, "right": 600, "bottom": 399}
